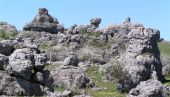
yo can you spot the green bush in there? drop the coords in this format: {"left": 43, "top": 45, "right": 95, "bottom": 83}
{"left": 0, "top": 30, "right": 18, "bottom": 40}
{"left": 0, "top": 30, "right": 7, "bottom": 39}
{"left": 100, "top": 59, "right": 126, "bottom": 82}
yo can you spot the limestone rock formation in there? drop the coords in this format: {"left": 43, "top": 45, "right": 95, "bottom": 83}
{"left": 0, "top": 39, "right": 54, "bottom": 96}
{"left": 118, "top": 28, "right": 163, "bottom": 92}
{"left": 23, "top": 8, "right": 64, "bottom": 33}
{"left": 0, "top": 21, "right": 17, "bottom": 32}
{"left": 0, "top": 71, "right": 47, "bottom": 96}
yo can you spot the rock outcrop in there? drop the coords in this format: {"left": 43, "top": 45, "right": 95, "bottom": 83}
{"left": 0, "top": 39, "right": 54, "bottom": 96}
{"left": 0, "top": 21, "right": 17, "bottom": 32}
{"left": 23, "top": 8, "right": 64, "bottom": 33}
{"left": 0, "top": 8, "right": 165, "bottom": 96}
{"left": 119, "top": 28, "right": 163, "bottom": 92}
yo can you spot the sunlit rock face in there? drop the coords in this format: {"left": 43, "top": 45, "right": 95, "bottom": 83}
{"left": 23, "top": 8, "right": 64, "bottom": 34}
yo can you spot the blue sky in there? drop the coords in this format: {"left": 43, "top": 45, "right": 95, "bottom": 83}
{"left": 0, "top": 0, "right": 169, "bottom": 40}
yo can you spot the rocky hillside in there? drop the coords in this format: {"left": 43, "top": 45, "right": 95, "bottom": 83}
{"left": 0, "top": 8, "right": 170, "bottom": 97}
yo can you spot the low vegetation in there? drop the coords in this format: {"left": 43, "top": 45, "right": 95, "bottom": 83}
{"left": 159, "top": 42, "right": 170, "bottom": 90}
{"left": 158, "top": 42, "right": 170, "bottom": 56}
{"left": 86, "top": 65, "right": 127, "bottom": 97}
{"left": 0, "top": 30, "right": 18, "bottom": 40}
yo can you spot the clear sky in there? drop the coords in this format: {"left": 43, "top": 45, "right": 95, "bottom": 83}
{"left": 0, "top": 0, "right": 169, "bottom": 40}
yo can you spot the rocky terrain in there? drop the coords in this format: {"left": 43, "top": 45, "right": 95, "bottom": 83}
{"left": 0, "top": 8, "right": 170, "bottom": 97}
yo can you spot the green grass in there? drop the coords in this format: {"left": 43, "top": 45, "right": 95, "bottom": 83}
{"left": 0, "top": 30, "right": 18, "bottom": 40}
{"left": 0, "top": 30, "right": 8, "bottom": 40}
{"left": 159, "top": 41, "right": 170, "bottom": 96}
{"left": 54, "top": 87, "right": 65, "bottom": 92}
{"left": 158, "top": 42, "right": 170, "bottom": 56}
{"left": 86, "top": 66, "right": 127, "bottom": 97}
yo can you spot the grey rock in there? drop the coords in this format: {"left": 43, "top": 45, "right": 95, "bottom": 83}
{"left": 6, "top": 48, "right": 34, "bottom": 80}
{"left": 90, "top": 17, "right": 101, "bottom": 28}
{"left": 0, "top": 40, "right": 15, "bottom": 56}
{"left": 34, "top": 53, "right": 47, "bottom": 70}
{"left": 63, "top": 53, "right": 79, "bottom": 66}
{"left": 34, "top": 70, "right": 54, "bottom": 87}
{"left": 0, "top": 21, "right": 17, "bottom": 32}
{"left": 0, "top": 71, "right": 46, "bottom": 96}
{"left": 51, "top": 65, "right": 94, "bottom": 89}
{"left": 127, "top": 80, "right": 167, "bottom": 97}
{"left": 70, "top": 34, "right": 82, "bottom": 43}
{"left": 0, "top": 54, "right": 8, "bottom": 70}
{"left": 23, "top": 8, "right": 64, "bottom": 34}
{"left": 24, "top": 38, "right": 38, "bottom": 50}
{"left": 120, "top": 28, "right": 163, "bottom": 92}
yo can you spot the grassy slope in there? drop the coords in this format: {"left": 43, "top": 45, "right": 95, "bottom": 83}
{"left": 158, "top": 41, "right": 170, "bottom": 56}
{"left": 86, "top": 66, "right": 127, "bottom": 97}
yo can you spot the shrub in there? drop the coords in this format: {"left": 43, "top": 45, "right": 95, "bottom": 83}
{"left": 0, "top": 30, "right": 8, "bottom": 39}
{"left": 99, "top": 59, "right": 126, "bottom": 82}
{"left": 0, "top": 30, "right": 18, "bottom": 40}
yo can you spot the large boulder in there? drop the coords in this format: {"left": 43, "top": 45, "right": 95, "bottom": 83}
{"left": 23, "top": 8, "right": 64, "bottom": 33}
{"left": 1, "top": 44, "right": 53, "bottom": 96}
{"left": 0, "top": 71, "right": 48, "bottom": 96}
{"left": 6, "top": 46, "right": 48, "bottom": 80}
{"left": 6, "top": 48, "right": 34, "bottom": 80}
{"left": 0, "top": 40, "right": 15, "bottom": 56}
{"left": 127, "top": 80, "right": 167, "bottom": 97}
{"left": 51, "top": 65, "right": 94, "bottom": 89}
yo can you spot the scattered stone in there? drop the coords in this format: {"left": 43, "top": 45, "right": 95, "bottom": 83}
{"left": 63, "top": 53, "right": 79, "bottom": 66}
